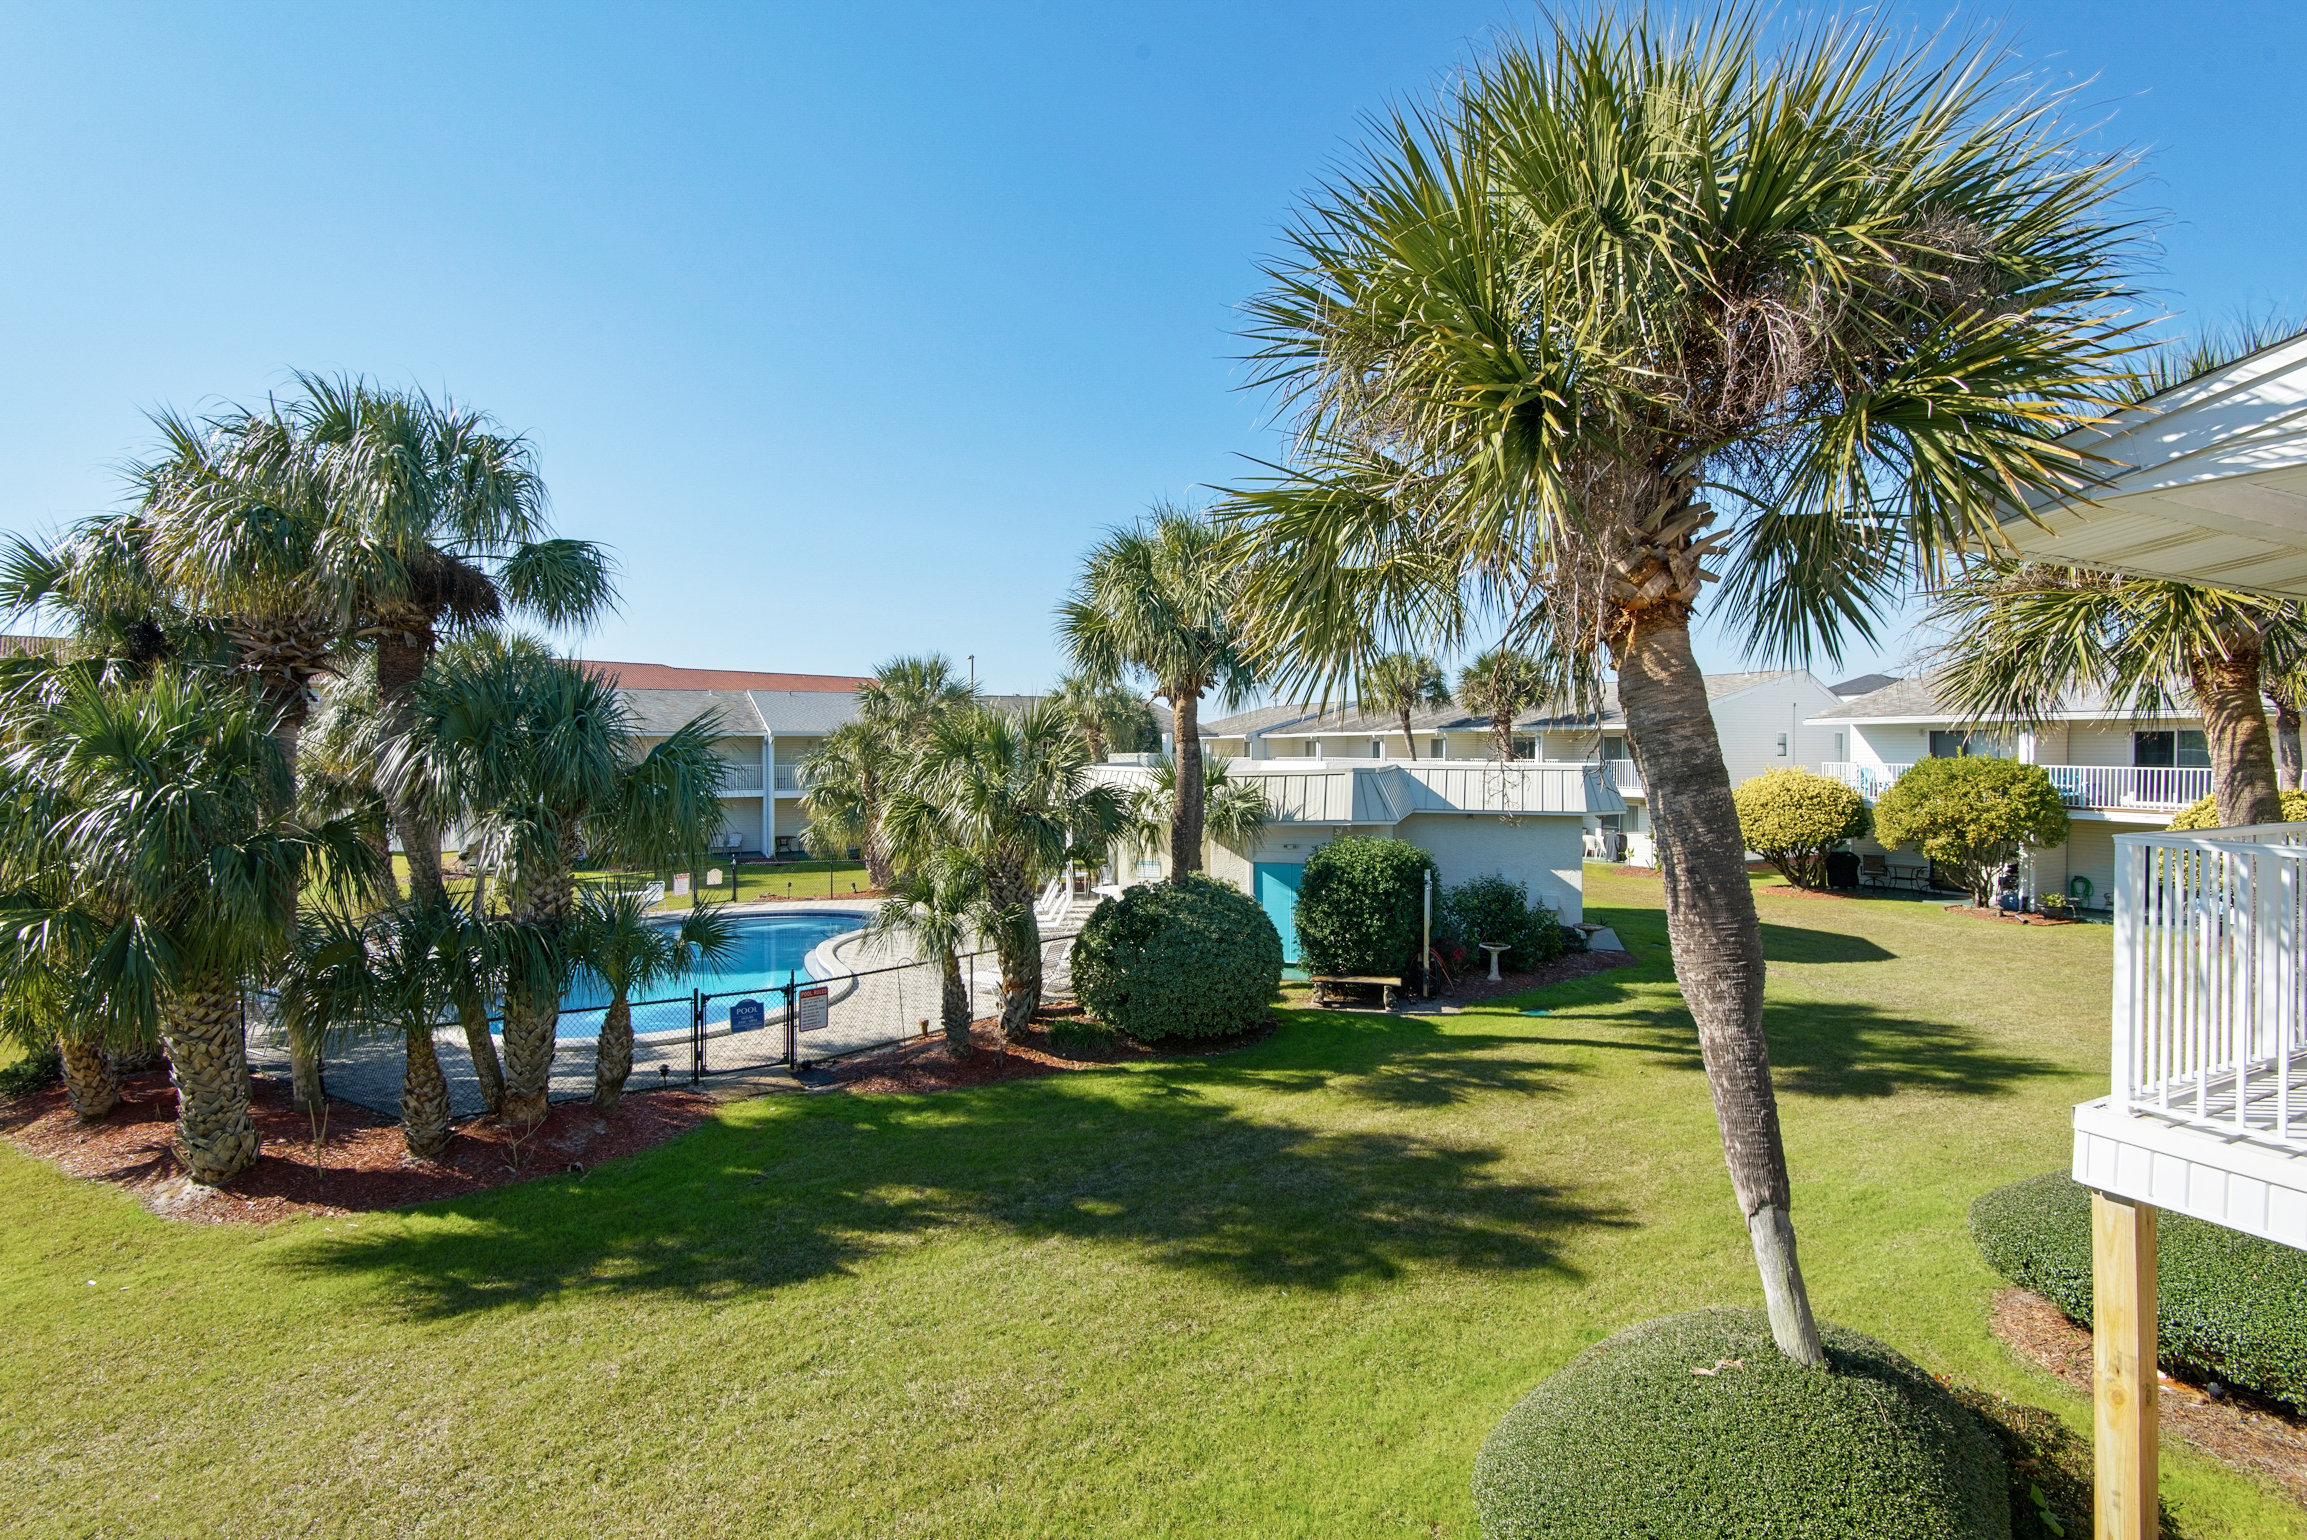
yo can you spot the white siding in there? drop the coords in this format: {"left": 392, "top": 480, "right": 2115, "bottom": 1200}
{"left": 1396, "top": 812, "right": 1585, "bottom": 924}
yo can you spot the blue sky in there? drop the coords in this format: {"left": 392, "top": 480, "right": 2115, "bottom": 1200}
{"left": 0, "top": 2, "right": 2301, "bottom": 695}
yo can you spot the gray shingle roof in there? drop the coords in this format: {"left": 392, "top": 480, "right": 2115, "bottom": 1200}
{"left": 1806, "top": 669, "right": 2135, "bottom": 722}
{"left": 1216, "top": 671, "right": 1802, "bottom": 738}
{"left": 1828, "top": 671, "right": 1900, "bottom": 697}
{"left": 621, "top": 689, "right": 766, "bottom": 737}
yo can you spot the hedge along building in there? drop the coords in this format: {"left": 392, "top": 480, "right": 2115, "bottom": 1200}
{"left": 1807, "top": 670, "right": 2215, "bottom": 910}
{"left": 1200, "top": 670, "right": 1845, "bottom": 864}
{"left": 1085, "top": 759, "right": 1622, "bottom": 963}
{"left": 1980, "top": 329, "right": 2307, "bottom": 1536}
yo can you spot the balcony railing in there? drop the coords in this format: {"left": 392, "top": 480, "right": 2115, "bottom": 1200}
{"left": 1819, "top": 760, "right": 2210, "bottom": 812}
{"left": 773, "top": 765, "right": 802, "bottom": 791}
{"left": 1602, "top": 758, "right": 1641, "bottom": 793}
{"left": 2113, "top": 824, "right": 2307, "bottom": 1152}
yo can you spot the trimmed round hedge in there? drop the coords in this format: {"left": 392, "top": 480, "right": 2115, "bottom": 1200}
{"left": 2168, "top": 787, "right": 2307, "bottom": 830}
{"left": 1473, "top": 1309, "right": 2009, "bottom": 1540}
{"left": 1971, "top": 1171, "right": 2307, "bottom": 1411}
{"left": 1069, "top": 873, "right": 1282, "bottom": 1041}
{"left": 1293, "top": 836, "right": 1438, "bottom": 977}
{"left": 1440, "top": 874, "right": 1565, "bottom": 972}
{"left": 1733, "top": 767, "right": 1871, "bottom": 890}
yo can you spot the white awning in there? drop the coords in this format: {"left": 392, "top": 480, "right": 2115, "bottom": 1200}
{"left": 1994, "top": 331, "right": 2307, "bottom": 597}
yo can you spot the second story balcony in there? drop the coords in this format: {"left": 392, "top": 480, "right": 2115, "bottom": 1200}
{"left": 1819, "top": 760, "right": 2211, "bottom": 815}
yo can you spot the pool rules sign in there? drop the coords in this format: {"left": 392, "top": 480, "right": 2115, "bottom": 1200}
{"left": 796, "top": 984, "right": 831, "bottom": 1035}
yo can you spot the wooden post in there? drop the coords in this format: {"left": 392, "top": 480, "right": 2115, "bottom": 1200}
{"left": 2093, "top": 1191, "right": 2158, "bottom": 1540}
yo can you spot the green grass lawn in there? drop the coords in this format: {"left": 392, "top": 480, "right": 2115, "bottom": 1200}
{"left": 1, "top": 868, "right": 2298, "bottom": 1537}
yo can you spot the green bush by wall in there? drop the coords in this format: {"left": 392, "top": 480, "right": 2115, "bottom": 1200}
{"left": 1473, "top": 1309, "right": 2010, "bottom": 1539}
{"left": 2168, "top": 788, "right": 2307, "bottom": 830}
{"left": 1733, "top": 766, "right": 1872, "bottom": 890}
{"left": 1439, "top": 874, "right": 1565, "bottom": 972}
{"left": 1970, "top": 1171, "right": 2307, "bottom": 1411}
{"left": 1069, "top": 873, "right": 1283, "bottom": 1041}
{"left": 1292, "top": 837, "right": 1438, "bottom": 978}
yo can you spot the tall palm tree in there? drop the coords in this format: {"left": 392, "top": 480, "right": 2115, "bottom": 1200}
{"left": 276, "top": 902, "right": 474, "bottom": 1159}
{"left": 863, "top": 848, "right": 986, "bottom": 1060}
{"left": 568, "top": 890, "right": 738, "bottom": 1109}
{"left": 1051, "top": 671, "right": 1160, "bottom": 762}
{"left": 1122, "top": 751, "right": 1268, "bottom": 866}
{"left": 801, "top": 655, "right": 977, "bottom": 887}
{"left": 401, "top": 641, "right": 729, "bottom": 1125}
{"left": 0, "top": 670, "right": 377, "bottom": 1182}
{"left": 1359, "top": 652, "right": 1451, "bottom": 758}
{"left": 881, "top": 701, "right": 1127, "bottom": 1039}
{"left": 1456, "top": 649, "right": 1548, "bottom": 762}
{"left": 1218, "top": 11, "right": 2138, "bottom": 1366}
{"left": 2269, "top": 669, "right": 2305, "bottom": 793}
{"left": 1928, "top": 562, "right": 2306, "bottom": 826}
{"left": 1058, "top": 506, "right": 1257, "bottom": 874}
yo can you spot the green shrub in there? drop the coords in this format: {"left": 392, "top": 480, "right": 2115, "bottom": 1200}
{"left": 1733, "top": 767, "right": 1871, "bottom": 889}
{"left": 1874, "top": 756, "right": 2070, "bottom": 905}
{"left": 1069, "top": 873, "right": 1282, "bottom": 1040}
{"left": 0, "top": 1044, "right": 61, "bottom": 1099}
{"left": 2168, "top": 787, "right": 2307, "bottom": 830}
{"left": 1293, "top": 837, "right": 1437, "bottom": 977}
{"left": 1045, "top": 1018, "right": 1113, "bottom": 1054}
{"left": 1971, "top": 1171, "right": 2307, "bottom": 1411}
{"left": 1439, "top": 875, "right": 1565, "bottom": 972}
{"left": 1473, "top": 1309, "right": 2009, "bottom": 1539}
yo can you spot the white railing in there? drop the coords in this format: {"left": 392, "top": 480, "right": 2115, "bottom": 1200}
{"left": 1819, "top": 760, "right": 2210, "bottom": 812}
{"left": 1819, "top": 761, "right": 1912, "bottom": 800}
{"left": 773, "top": 766, "right": 802, "bottom": 791}
{"left": 1604, "top": 758, "right": 1641, "bottom": 793}
{"left": 2114, "top": 824, "right": 2307, "bottom": 1152}
{"left": 2042, "top": 764, "right": 2210, "bottom": 811}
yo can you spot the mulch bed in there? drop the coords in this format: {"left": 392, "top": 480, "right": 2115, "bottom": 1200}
{"left": 1940, "top": 902, "right": 2077, "bottom": 927}
{"left": 1417, "top": 946, "right": 1642, "bottom": 1006}
{"left": 0, "top": 1067, "right": 714, "bottom": 1225}
{"left": 1991, "top": 1287, "right": 2307, "bottom": 1506}
{"left": 806, "top": 1012, "right": 1279, "bottom": 1095}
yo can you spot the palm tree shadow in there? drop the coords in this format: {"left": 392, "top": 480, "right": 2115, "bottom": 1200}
{"left": 282, "top": 1059, "right": 1630, "bottom": 1320}
{"left": 1757, "top": 922, "right": 1896, "bottom": 965}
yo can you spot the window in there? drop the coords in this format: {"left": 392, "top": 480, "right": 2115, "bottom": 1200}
{"left": 1511, "top": 735, "right": 1537, "bottom": 760}
{"left": 1600, "top": 737, "right": 1627, "bottom": 760}
{"left": 2134, "top": 730, "right": 2209, "bottom": 768}
{"left": 1430, "top": 737, "right": 1445, "bottom": 758}
{"left": 1929, "top": 729, "right": 2005, "bottom": 758}
{"left": 1304, "top": 740, "right": 1320, "bottom": 757}
{"left": 1370, "top": 739, "right": 1384, "bottom": 758}
{"left": 1596, "top": 813, "right": 1623, "bottom": 832}
{"left": 1833, "top": 732, "right": 1845, "bottom": 761}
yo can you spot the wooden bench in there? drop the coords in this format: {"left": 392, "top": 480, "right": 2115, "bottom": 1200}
{"left": 1310, "top": 975, "right": 1401, "bottom": 1010}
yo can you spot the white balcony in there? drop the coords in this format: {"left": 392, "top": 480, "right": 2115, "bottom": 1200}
{"left": 1818, "top": 760, "right": 2210, "bottom": 813}
{"left": 1602, "top": 758, "right": 1641, "bottom": 794}
{"left": 773, "top": 765, "right": 802, "bottom": 792}
{"left": 2072, "top": 824, "right": 2307, "bottom": 1249}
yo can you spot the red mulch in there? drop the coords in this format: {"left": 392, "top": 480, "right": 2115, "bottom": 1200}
{"left": 1939, "top": 902, "right": 2077, "bottom": 927}
{"left": 812, "top": 1012, "right": 1278, "bottom": 1095}
{"left": 0, "top": 1068, "right": 714, "bottom": 1225}
{"left": 1991, "top": 1287, "right": 2307, "bottom": 1506}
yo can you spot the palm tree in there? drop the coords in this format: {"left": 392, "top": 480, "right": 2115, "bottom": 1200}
{"left": 1927, "top": 562, "right": 2306, "bottom": 826}
{"left": 881, "top": 701, "right": 1127, "bottom": 1039}
{"left": 1122, "top": 751, "right": 1267, "bottom": 866}
{"left": 1456, "top": 649, "right": 1547, "bottom": 763}
{"left": 0, "top": 670, "right": 377, "bottom": 1182}
{"left": 276, "top": 902, "right": 474, "bottom": 1159}
{"left": 1058, "top": 506, "right": 1256, "bottom": 874}
{"left": 801, "top": 655, "right": 977, "bottom": 887}
{"left": 568, "top": 890, "right": 738, "bottom": 1109}
{"left": 863, "top": 848, "right": 986, "bottom": 1060}
{"left": 1051, "top": 672, "right": 1160, "bottom": 762}
{"left": 2270, "top": 669, "right": 2305, "bottom": 793}
{"left": 1218, "top": 12, "right": 2138, "bottom": 1366}
{"left": 402, "top": 641, "right": 729, "bottom": 1124}
{"left": 1359, "top": 652, "right": 1451, "bottom": 758}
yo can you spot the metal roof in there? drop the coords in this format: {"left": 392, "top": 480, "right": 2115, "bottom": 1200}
{"left": 1212, "top": 671, "right": 1806, "bottom": 739}
{"left": 1090, "top": 759, "right": 1620, "bottom": 823}
{"left": 1993, "top": 331, "right": 2307, "bottom": 596}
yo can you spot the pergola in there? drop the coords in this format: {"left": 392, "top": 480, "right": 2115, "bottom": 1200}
{"left": 1994, "top": 331, "right": 2307, "bottom": 1540}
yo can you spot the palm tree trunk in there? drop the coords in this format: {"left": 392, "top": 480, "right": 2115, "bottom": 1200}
{"left": 398, "top": 803, "right": 508, "bottom": 1114}
{"left": 1400, "top": 706, "right": 1418, "bottom": 759}
{"left": 1492, "top": 711, "right": 1513, "bottom": 762}
{"left": 594, "top": 994, "right": 634, "bottom": 1111}
{"left": 992, "top": 871, "right": 1044, "bottom": 1040}
{"left": 1614, "top": 604, "right": 1826, "bottom": 1369}
{"left": 939, "top": 947, "right": 973, "bottom": 1059}
{"left": 161, "top": 973, "right": 260, "bottom": 1185}
{"left": 2188, "top": 637, "right": 2283, "bottom": 827}
{"left": 2268, "top": 682, "right": 2301, "bottom": 793}
{"left": 401, "top": 1024, "right": 453, "bottom": 1158}
{"left": 500, "top": 860, "right": 575, "bottom": 1126}
{"left": 56, "top": 1036, "right": 119, "bottom": 1119}
{"left": 1170, "top": 691, "right": 1205, "bottom": 873}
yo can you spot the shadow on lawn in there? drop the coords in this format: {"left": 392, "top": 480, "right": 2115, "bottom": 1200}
{"left": 285, "top": 1045, "right": 1628, "bottom": 1320}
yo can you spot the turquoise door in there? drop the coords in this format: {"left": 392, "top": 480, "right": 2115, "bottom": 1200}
{"left": 1254, "top": 862, "right": 1304, "bottom": 964}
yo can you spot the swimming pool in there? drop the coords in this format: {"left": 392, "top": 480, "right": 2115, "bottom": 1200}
{"left": 556, "top": 909, "right": 863, "bottom": 1034}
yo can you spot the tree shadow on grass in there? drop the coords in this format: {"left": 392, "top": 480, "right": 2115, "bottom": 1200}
{"left": 281, "top": 1057, "right": 1629, "bottom": 1321}
{"left": 1758, "top": 922, "right": 1895, "bottom": 965}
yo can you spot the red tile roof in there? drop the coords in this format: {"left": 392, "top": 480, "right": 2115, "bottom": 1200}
{"left": 581, "top": 659, "right": 869, "bottom": 692}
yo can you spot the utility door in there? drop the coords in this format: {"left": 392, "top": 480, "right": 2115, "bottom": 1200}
{"left": 1253, "top": 862, "right": 1304, "bottom": 965}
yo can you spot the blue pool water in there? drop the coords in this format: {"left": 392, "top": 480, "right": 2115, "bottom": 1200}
{"left": 556, "top": 909, "right": 862, "bottom": 1032}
